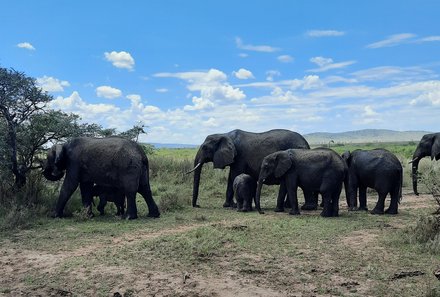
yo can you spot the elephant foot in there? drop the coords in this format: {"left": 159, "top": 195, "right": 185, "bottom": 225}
{"left": 274, "top": 207, "right": 285, "bottom": 213}
{"left": 370, "top": 208, "right": 384, "bottom": 215}
{"left": 51, "top": 211, "right": 63, "bottom": 218}
{"left": 332, "top": 211, "right": 339, "bottom": 217}
{"left": 319, "top": 201, "right": 324, "bottom": 208}
{"left": 385, "top": 208, "right": 398, "bottom": 215}
{"left": 147, "top": 211, "right": 160, "bottom": 218}
{"left": 192, "top": 204, "right": 201, "bottom": 208}
{"left": 284, "top": 200, "right": 292, "bottom": 208}
{"left": 257, "top": 208, "right": 265, "bottom": 214}
{"left": 126, "top": 213, "right": 138, "bottom": 220}
{"left": 242, "top": 207, "right": 251, "bottom": 213}
{"left": 301, "top": 204, "right": 318, "bottom": 211}
{"left": 320, "top": 210, "right": 332, "bottom": 217}
{"left": 289, "top": 209, "right": 300, "bottom": 215}
{"left": 357, "top": 206, "right": 368, "bottom": 212}
{"left": 348, "top": 207, "right": 357, "bottom": 211}
{"left": 223, "top": 202, "right": 237, "bottom": 208}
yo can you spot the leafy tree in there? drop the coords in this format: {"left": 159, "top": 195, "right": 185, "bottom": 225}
{"left": 118, "top": 122, "right": 146, "bottom": 142}
{"left": 0, "top": 67, "right": 109, "bottom": 187}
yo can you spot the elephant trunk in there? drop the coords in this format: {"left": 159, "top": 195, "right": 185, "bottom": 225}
{"left": 192, "top": 163, "right": 203, "bottom": 207}
{"left": 255, "top": 179, "right": 264, "bottom": 214}
{"left": 411, "top": 157, "right": 420, "bottom": 196}
{"left": 42, "top": 167, "right": 65, "bottom": 181}
{"left": 191, "top": 149, "right": 205, "bottom": 208}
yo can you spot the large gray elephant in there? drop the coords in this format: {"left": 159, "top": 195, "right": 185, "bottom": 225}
{"left": 410, "top": 133, "right": 440, "bottom": 195}
{"left": 255, "top": 148, "right": 346, "bottom": 217}
{"left": 342, "top": 149, "right": 402, "bottom": 215}
{"left": 188, "top": 129, "right": 310, "bottom": 209}
{"left": 42, "top": 137, "right": 160, "bottom": 220}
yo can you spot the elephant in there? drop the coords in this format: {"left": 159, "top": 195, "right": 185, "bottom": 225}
{"left": 410, "top": 133, "right": 440, "bottom": 195}
{"left": 342, "top": 149, "right": 402, "bottom": 215}
{"left": 255, "top": 148, "right": 346, "bottom": 217}
{"left": 42, "top": 137, "right": 160, "bottom": 220}
{"left": 233, "top": 174, "right": 257, "bottom": 212}
{"left": 187, "top": 129, "right": 310, "bottom": 210}
{"left": 92, "top": 185, "right": 126, "bottom": 216}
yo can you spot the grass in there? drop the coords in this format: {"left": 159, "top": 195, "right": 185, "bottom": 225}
{"left": 1, "top": 142, "right": 440, "bottom": 296}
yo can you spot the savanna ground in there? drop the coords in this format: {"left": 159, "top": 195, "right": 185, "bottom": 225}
{"left": 1, "top": 143, "right": 440, "bottom": 297}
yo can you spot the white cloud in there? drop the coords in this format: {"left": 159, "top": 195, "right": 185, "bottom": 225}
{"left": 96, "top": 85, "right": 122, "bottom": 99}
{"left": 49, "top": 91, "right": 120, "bottom": 122}
{"left": 184, "top": 97, "right": 215, "bottom": 111}
{"left": 156, "top": 88, "right": 169, "bottom": 93}
{"left": 351, "top": 66, "right": 436, "bottom": 82}
{"left": 17, "top": 42, "right": 35, "bottom": 50}
{"left": 239, "top": 53, "right": 249, "bottom": 58}
{"left": 233, "top": 68, "right": 254, "bottom": 80}
{"left": 37, "top": 76, "right": 70, "bottom": 92}
{"left": 235, "top": 37, "right": 280, "bottom": 52}
{"left": 362, "top": 105, "right": 378, "bottom": 117}
{"left": 126, "top": 94, "right": 141, "bottom": 103}
{"left": 416, "top": 36, "right": 440, "bottom": 42}
{"left": 155, "top": 68, "right": 246, "bottom": 104}
{"left": 308, "top": 56, "right": 356, "bottom": 72}
{"left": 266, "top": 70, "right": 281, "bottom": 82}
{"left": 203, "top": 117, "right": 219, "bottom": 127}
{"left": 410, "top": 87, "right": 440, "bottom": 106}
{"left": 306, "top": 30, "right": 345, "bottom": 37}
{"left": 104, "top": 51, "right": 135, "bottom": 70}
{"left": 366, "top": 33, "right": 416, "bottom": 49}
{"left": 302, "top": 75, "right": 323, "bottom": 90}
{"left": 277, "top": 55, "right": 294, "bottom": 63}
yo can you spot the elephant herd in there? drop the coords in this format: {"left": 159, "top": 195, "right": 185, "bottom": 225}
{"left": 42, "top": 130, "right": 440, "bottom": 220}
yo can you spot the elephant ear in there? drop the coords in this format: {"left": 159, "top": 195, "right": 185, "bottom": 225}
{"left": 432, "top": 136, "right": 440, "bottom": 161}
{"left": 54, "top": 144, "right": 67, "bottom": 169}
{"left": 274, "top": 152, "right": 292, "bottom": 178}
{"left": 213, "top": 137, "right": 236, "bottom": 169}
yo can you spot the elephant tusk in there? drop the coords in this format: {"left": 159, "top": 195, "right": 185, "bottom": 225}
{"left": 408, "top": 158, "right": 418, "bottom": 164}
{"left": 186, "top": 162, "right": 201, "bottom": 174}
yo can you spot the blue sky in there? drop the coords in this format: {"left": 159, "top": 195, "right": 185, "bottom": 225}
{"left": 1, "top": 1, "right": 440, "bottom": 144}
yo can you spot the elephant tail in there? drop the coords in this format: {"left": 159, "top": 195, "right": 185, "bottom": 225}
{"left": 398, "top": 168, "right": 403, "bottom": 203}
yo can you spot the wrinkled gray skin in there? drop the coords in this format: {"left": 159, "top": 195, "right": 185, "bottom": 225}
{"left": 342, "top": 149, "right": 402, "bottom": 214}
{"left": 43, "top": 137, "right": 160, "bottom": 220}
{"left": 92, "top": 185, "right": 126, "bottom": 216}
{"left": 256, "top": 148, "right": 346, "bottom": 217}
{"left": 411, "top": 133, "right": 440, "bottom": 195}
{"left": 233, "top": 174, "right": 257, "bottom": 212}
{"left": 189, "top": 129, "right": 311, "bottom": 210}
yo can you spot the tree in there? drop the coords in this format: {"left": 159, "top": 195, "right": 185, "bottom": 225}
{"left": 0, "top": 67, "right": 109, "bottom": 187}
{"left": 118, "top": 122, "right": 146, "bottom": 142}
{"left": 0, "top": 68, "right": 53, "bottom": 186}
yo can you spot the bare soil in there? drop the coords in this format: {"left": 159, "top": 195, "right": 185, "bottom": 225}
{"left": 0, "top": 193, "right": 438, "bottom": 297}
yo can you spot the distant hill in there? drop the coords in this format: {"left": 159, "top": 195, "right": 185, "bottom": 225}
{"left": 304, "top": 129, "right": 431, "bottom": 145}
{"left": 150, "top": 142, "right": 198, "bottom": 149}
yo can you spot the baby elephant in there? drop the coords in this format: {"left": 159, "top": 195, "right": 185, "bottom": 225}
{"left": 342, "top": 149, "right": 402, "bottom": 215}
{"left": 256, "top": 148, "right": 346, "bottom": 217}
{"left": 92, "top": 185, "right": 126, "bottom": 216}
{"left": 233, "top": 174, "right": 257, "bottom": 212}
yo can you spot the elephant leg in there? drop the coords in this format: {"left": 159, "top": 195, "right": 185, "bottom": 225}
{"left": 331, "top": 185, "right": 342, "bottom": 217}
{"left": 79, "top": 182, "right": 94, "bottom": 217}
{"left": 138, "top": 182, "right": 160, "bottom": 218}
{"left": 275, "top": 181, "right": 287, "bottom": 212}
{"left": 301, "top": 190, "right": 318, "bottom": 210}
{"left": 371, "top": 192, "right": 387, "bottom": 215}
{"left": 358, "top": 186, "right": 368, "bottom": 211}
{"left": 125, "top": 192, "right": 138, "bottom": 220}
{"left": 385, "top": 188, "right": 399, "bottom": 215}
{"left": 54, "top": 178, "right": 79, "bottom": 218}
{"left": 224, "top": 169, "right": 238, "bottom": 208}
{"left": 320, "top": 192, "right": 333, "bottom": 217}
{"left": 285, "top": 178, "right": 300, "bottom": 215}
{"left": 97, "top": 196, "right": 107, "bottom": 216}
